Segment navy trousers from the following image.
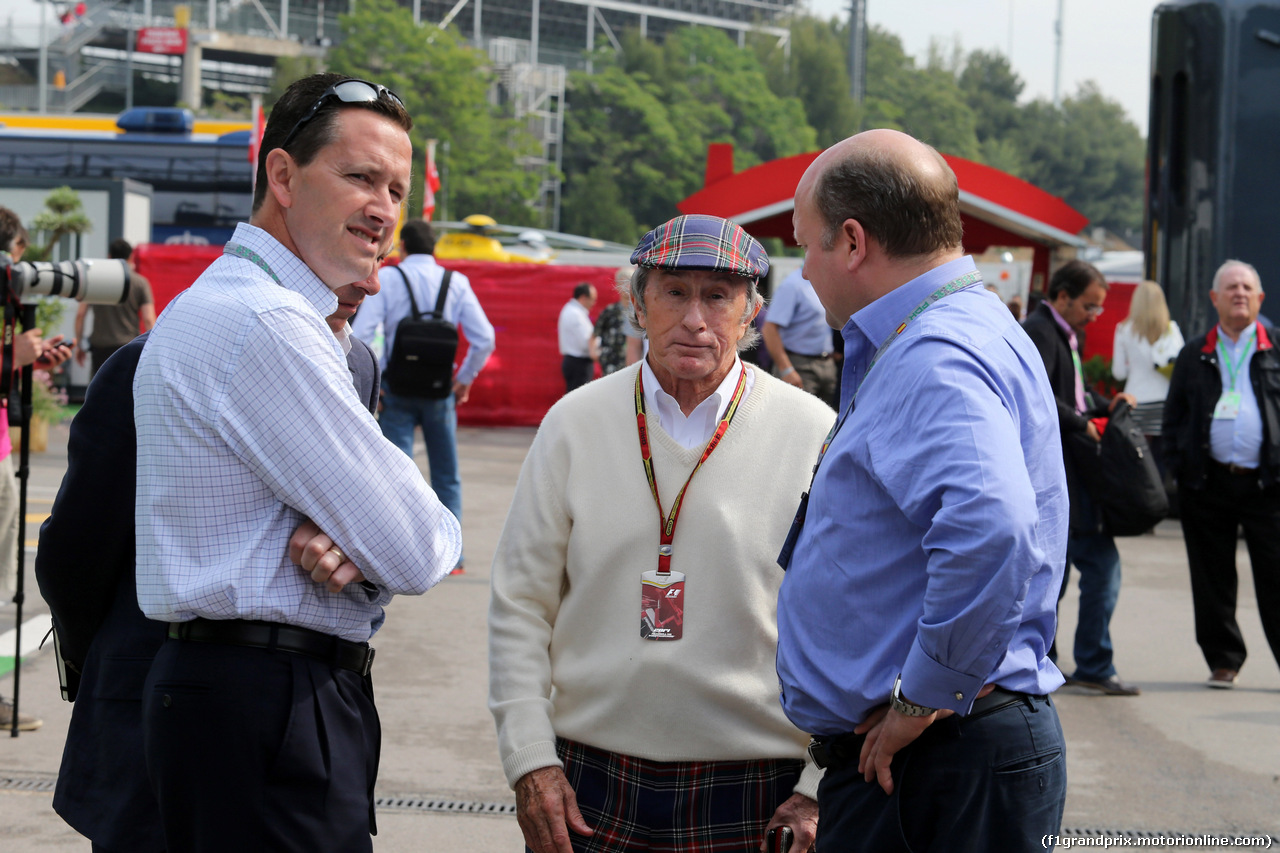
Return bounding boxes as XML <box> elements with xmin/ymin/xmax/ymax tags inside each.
<box><xmin>142</xmin><ymin>638</ymin><xmax>380</xmax><ymax>852</ymax></box>
<box><xmin>816</xmin><ymin>695</ymin><xmax>1066</xmax><ymax>853</ymax></box>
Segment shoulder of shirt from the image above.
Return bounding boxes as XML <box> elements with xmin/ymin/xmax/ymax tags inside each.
<box><xmin>909</xmin><ymin>290</ymin><xmax>1015</xmax><ymax>348</ymax></box>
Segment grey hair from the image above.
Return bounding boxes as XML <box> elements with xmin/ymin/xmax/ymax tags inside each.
<box><xmin>619</xmin><ymin>267</ymin><xmax>764</xmax><ymax>352</ymax></box>
<box><xmin>1213</xmin><ymin>259</ymin><xmax>1263</xmax><ymax>293</ymax></box>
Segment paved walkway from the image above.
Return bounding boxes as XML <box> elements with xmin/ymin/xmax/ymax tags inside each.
<box><xmin>2</xmin><ymin>421</ymin><xmax>1278</xmax><ymax>850</ymax></box>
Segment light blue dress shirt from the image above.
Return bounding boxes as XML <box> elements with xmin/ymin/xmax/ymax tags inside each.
<box><xmin>1209</xmin><ymin>324</ymin><xmax>1264</xmax><ymax>468</ymax></box>
<box><xmin>767</xmin><ymin>269</ymin><xmax>833</xmax><ymax>357</ymax></box>
<box><xmin>353</xmin><ymin>254</ymin><xmax>496</xmax><ymax>386</ymax></box>
<box><xmin>134</xmin><ymin>223</ymin><xmax>462</xmax><ymax>643</ymax></box>
<box><xmin>776</xmin><ymin>256</ymin><xmax>1068</xmax><ymax>734</ymax></box>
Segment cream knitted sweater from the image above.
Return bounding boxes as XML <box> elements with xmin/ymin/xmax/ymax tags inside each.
<box><xmin>488</xmin><ymin>362</ymin><xmax>835</xmax><ymax>796</ymax></box>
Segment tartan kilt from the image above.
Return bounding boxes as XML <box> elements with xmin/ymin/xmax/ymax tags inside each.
<box><xmin>544</xmin><ymin>737</ymin><xmax>804</xmax><ymax>853</ymax></box>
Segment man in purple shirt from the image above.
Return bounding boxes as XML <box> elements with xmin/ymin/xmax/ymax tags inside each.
<box><xmin>1023</xmin><ymin>260</ymin><xmax>1141</xmax><ymax>696</ymax></box>
<box><xmin>776</xmin><ymin>129</ymin><xmax>1069</xmax><ymax>851</ymax></box>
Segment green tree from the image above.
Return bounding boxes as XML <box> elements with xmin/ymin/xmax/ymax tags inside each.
<box><xmin>322</xmin><ymin>0</ymin><xmax>544</xmax><ymax>224</ymax></box>
<box><xmin>27</xmin><ymin>186</ymin><xmax>91</xmax><ymax>261</ymax></box>
<box><xmin>560</xmin><ymin>26</ymin><xmax>816</xmax><ymax>242</ymax></box>
<box><xmin>957</xmin><ymin>49</ymin><xmax>1026</xmax><ymax>172</ymax></box>
<box><xmin>751</xmin><ymin>15</ymin><xmax>858</xmax><ymax>147</ymax></box>
<box><xmin>1011</xmin><ymin>82</ymin><xmax>1145</xmax><ymax>236</ymax></box>
<box><xmin>560</xmin><ymin>62</ymin><xmax>701</xmax><ymax>241</ymax></box>
<box><xmin>860</xmin><ymin>27</ymin><xmax>980</xmax><ymax>158</ymax></box>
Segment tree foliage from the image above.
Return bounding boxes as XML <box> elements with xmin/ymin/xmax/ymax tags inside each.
<box><xmin>558</xmin><ymin>26</ymin><xmax>814</xmax><ymax>242</ymax></box>
<box><xmin>260</xmin><ymin>6</ymin><xmax>1146</xmax><ymax>241</ymax></box>
<box><xmin>323</xmin><ymin>0</ymin><xmax>543</xmax><ymax>224</ymax></box>
<box><xmin>1009</xmin><ymin>83</ymin><xmax>1146</xmax><ymax>237</ymax></box>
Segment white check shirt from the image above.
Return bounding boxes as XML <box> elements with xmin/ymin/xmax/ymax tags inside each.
<box><xmin>134</xmin><ymin>223</ymin><xmax>462</xmax><ymax>642</ymax></box>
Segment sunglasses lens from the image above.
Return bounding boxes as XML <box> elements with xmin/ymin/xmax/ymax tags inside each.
<box><xmin>333</xmin><ymin>80</ymin><xmax>404</xmax><ymax>109</ymax></box>
<box><xmin>279</xmin><ymin>80</ymin><xmax>403</xmax><ymax>152</ymax></box>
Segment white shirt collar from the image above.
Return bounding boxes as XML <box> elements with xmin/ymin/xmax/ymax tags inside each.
<box><xmin>334</xmin><ymin>321</ymin><xmax>353</xmax><ymax>355</ymax></box>
<box><xmin>641</xmin><ymin>356</ymin><xmax>750</xmax><ymax>450</ymax></box>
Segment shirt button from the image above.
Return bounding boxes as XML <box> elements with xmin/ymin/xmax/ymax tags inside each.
<box><xmin>954</xmin><ymin>692</ymin><xmax>964</xmax><ymax>700</ymax></box>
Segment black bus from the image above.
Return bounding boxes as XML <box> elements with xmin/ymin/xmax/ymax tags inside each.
<box><xmin>1147</xmin><ymin>0</ymin><xmax>1280</xmax><ymax>335</ymax></box>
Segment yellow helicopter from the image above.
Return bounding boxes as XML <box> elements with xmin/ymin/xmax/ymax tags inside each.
<box><xmin>431</xmin><ymin>214</ymin><xmax>632</xmax><ymax>264</ymax></box>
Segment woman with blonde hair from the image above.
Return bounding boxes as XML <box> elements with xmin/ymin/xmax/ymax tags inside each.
<box><xmin>1112</xmin><ymin>280</ymin><xmax>1184</xmax><ymax>445</ymax></box>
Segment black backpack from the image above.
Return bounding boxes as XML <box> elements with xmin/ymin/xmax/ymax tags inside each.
<box><xmin>382</xmin><ymin>266</ymin><xmax>459</xmax><ymax>399</ymax></box>
<box><xmin>1066</xmin><ymin>399</ymin><xmax>1169</xmax><ymax>536</ymax></box>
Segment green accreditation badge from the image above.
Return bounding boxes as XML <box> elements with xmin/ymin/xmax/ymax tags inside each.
<box><xmin>1213</xmin><ymin>390</ymin><xmax>1243</xmax><ymax>420</ymax></box>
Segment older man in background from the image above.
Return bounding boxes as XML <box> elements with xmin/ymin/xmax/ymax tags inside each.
<box><xmin>1164</xmin><ymin>260</ymin><xmax>1280</xmax><ymax>689</ymax></box>
<box><xmin>489</xmin><ymin>214</ymin><xmax>833</xmax><ymax>853</ymax></box>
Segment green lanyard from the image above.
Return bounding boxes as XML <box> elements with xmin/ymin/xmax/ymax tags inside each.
<box><xmin>224</xmin><ymin>242</ymin><xmax>282</xmax><ymax>286</ymax></box>
<box><xmin>1216</xmin><ymin>326</ymin><xmax>1256</xmax><ymax>391</ymax></box>
<box><xmin>815</xmin><ymin>270</ymin><xmax>983</xmax><ymax>466</ymax></box>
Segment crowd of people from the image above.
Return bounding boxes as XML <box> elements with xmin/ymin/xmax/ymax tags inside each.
<box><xmin>1</xmin><ymin>69</ymin><xmax>1274</xmax><ymax>853</ymax></box>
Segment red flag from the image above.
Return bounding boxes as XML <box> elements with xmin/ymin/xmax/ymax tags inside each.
<box><xmin>423</xmin><ymin>139</ymin><xmax>441</xmax><ymax>221</ymax></box>
<box><xmin>248</xmin><ymin>97</ymin><xmax>266</xmax><ymax>180</ymax></box>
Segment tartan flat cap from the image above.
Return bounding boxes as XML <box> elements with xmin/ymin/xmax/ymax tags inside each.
<box><xmin>630</xmin><ymin>215</ymin><xmax>769</xmax><ymax>279</ymax></box>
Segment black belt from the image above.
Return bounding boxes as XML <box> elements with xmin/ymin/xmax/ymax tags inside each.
<box><xmin>168</xmin><ymin>618</ymin><xmax>376</xmax><ymax>676</ymax></box>
<box><xmin>807</xmin><ymin>687</ymin><xmax>1034</xmax><ymax>770</ymax></box>
<box><xmin>1212</xmin><ymin>459</ymin><xmax>1259</xmax><ymax>476</ymax></box>
<box><xmin>785</xmin><ymin>349</ymin><xmax>834</xmax><ymax>360</ymax></box>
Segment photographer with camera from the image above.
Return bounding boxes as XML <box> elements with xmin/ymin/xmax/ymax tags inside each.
<box><xmin>73</xmin><ymin>239</ymin><xmax>155</xmax><ymax>378</ymax></box>
<box><xmin>0</xmin><ymin>206</ymin><xmax>73</xmax><ymax>732</ymax></box>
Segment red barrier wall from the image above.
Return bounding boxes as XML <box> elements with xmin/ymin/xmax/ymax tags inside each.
<box><xmin>437</xmin><ymin>260</ymin><xmax>621</xmax><ymax>426</ymax></box>
<box><xmin>131</xmin><ymin>244</ymin><xmax>625</xmax><ymax>427</ymax></box>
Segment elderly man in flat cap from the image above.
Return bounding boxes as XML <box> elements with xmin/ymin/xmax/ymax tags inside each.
<box><xmin>489</xmin><ymin>215</ymin><xmax>835</xmax><ymax>853</ymax></box>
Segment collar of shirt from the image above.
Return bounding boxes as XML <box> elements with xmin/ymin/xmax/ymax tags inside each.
<box><xmin>841</xmin><ymin>256</ymin><xmax>979</xmax><ymax>394</ymax></box>
<box><xmin>1210</xmin><ymin>323</ymin><xmax>1264</xmax><ymax>467</ymax></box>
<box><xmin>334</xmin><ymin>321</ymin><xmax>353</xmax><ymax>355</ymax></box>
<box><xmin>640</xmin><ymin>356</ymin><xmax>751</xmax><ymax>450</ymax></box>
<box><xmin>229</xmin><ymin>222</ymin><xmax>340</xmax><ymax>322</ymax></box>
<box><xmin>1045</xmin><ymin>302</ymin><xmax>1079</xmax><ymax>350</ymax></box>
<box><xmin>399</xmin><ymin>253</ymin><xmax>440</xmax><ymax>273</ymax></box>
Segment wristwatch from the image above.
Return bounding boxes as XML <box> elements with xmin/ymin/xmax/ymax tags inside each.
<box><xmin>890</xmin><ymin>675</ymin><xmax>937</xmax><ymax>717</ymax></box>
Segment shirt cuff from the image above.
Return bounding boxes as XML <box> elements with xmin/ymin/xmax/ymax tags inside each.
<box><xmin>793</xmin><ymin>759</ymin><xmax>824</xmax><ymax>800</ymax></box>
<box><xmin>900</xmin><ymin>635</ymin><xmax>988</xmax><ymax>715</ymax></box>
<box><xmin>502</xmin><ymin>741</ymin><xmax>564</xmax><ymax>789</ymax></box>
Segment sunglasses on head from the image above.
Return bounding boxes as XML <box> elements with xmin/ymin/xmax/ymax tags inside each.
<box><xmin>278</xmin><ymin>79</ymin><xmax>405</xmax><ymax>153</ymax></box>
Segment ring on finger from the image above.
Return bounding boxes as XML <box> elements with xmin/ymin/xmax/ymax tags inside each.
<box><xmin>328</xmin><ymin>545</ymin><xmax>346</xmax><ymax>563</ymax></box>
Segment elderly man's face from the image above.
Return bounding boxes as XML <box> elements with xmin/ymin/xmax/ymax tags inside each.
<box><xmin>638</xmin><ymin>269</ymin><xmax>755</xmax><ymax>386</ymax></box>
<box><xmin>1210</xmin><ymin>265</ymin><xmax>1265</xmax><ymax>334</ymax></box>
<box><xmin>283</xmin><ymin>108</ymin><xmax>411</xmax><ymax>289</ymax></box>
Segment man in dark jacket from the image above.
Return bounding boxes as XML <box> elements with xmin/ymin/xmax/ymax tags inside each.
<box><xmin>1023</xmin><ymin>260</ymin><xmax>1140</xmax><ymax>696</ymax></box>
<box><xmin>1163</xmin><ymin>259</ymin><xmax>1280</xmax><ymax>689</ymax></box>
<box><xmin>36</xmin><ymin>285</ymin><xmax>382</xmax><ymax>852</ymax></box>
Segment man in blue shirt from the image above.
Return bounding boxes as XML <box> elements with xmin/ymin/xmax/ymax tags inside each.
<box><xmin>1164</xmin><ymin>260</ymin><xmax>1280</xmax><ymax>690</ymax></box>
<box><xmin>776</xmin><ymin>129</ymin><xmax>1069</xmax><ymax>852</ymax></box>
<box><xmin>761</xmin><ymin>268</ymin><xmax>839</xmax><ymax>408</ymax></box>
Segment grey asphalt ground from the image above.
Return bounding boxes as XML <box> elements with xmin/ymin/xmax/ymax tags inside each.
<box><xmin>2</xmin><ymin>420</ymin><xmax>1278</xmax><ymax>851</ymax></box>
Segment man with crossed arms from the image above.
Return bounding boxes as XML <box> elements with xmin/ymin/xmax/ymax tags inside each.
<box><xmin>133</xmin><ymin>72</ymin><xmax>460</xmax><ymax>849</ymax></box>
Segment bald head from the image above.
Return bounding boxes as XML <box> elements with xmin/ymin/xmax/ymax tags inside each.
<box><xmin>799</xmin><ymin>129</ymin><xmax>963</xmax><ymax>260</ymax></box>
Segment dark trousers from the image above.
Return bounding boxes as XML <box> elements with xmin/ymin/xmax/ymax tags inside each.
<box><xmin>816</xmin><ymin>696</ymin><xmax>1066</xmax><ymax>853</ymax></box>
<box><xmin>562</xmin><ymin>355</ymin><xmax>594</xmax><ymax>393</ymax></box>
<box><xmin>1179</xmin><ymin>466</ymin><xmax>1280</xmax><ymax>672</ymax></box>
<box><xmin>143</xmin><ymin>638</ymin><xmax>380</xmax><ymax>852</ymax></box>
<box><xmin>782</xmin><ymin>350</ymin><xmax>839</xmax><ymax>409</ymax></box>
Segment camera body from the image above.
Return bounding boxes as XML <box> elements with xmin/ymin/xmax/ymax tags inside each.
<box><xmin>1</xmin><ymin>256</ymin><xmax>131</xmax><ymax>305</ymax></box>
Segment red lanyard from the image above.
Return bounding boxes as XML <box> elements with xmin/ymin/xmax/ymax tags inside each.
<box><xmin>634</xmin><ymin>367</ymin><xmax>748</xmax><ymax>575</ymax></box>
